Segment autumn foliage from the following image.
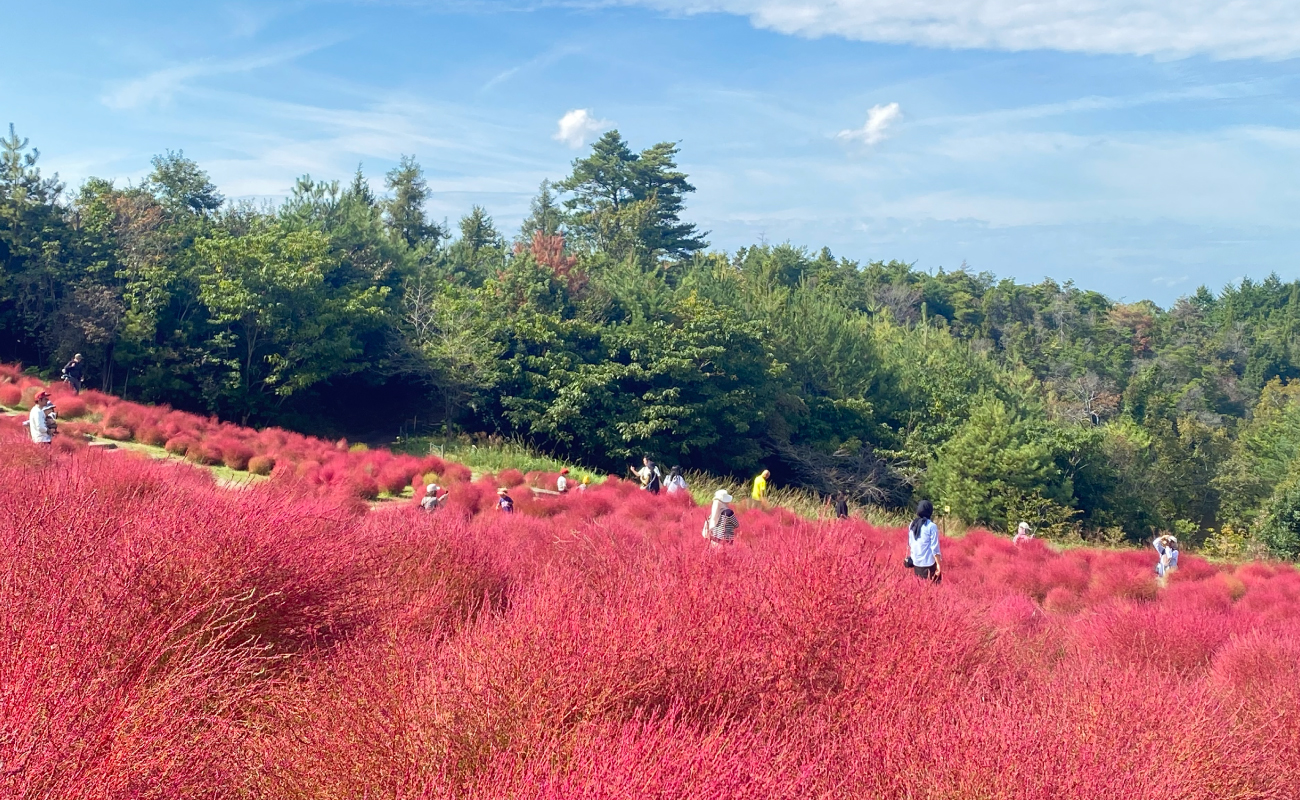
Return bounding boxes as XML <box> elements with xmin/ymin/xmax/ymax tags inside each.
<box><xmin>3</xmin><ymin>398</ymin><xmax>1300</xmax><ymax>798</ymax></box>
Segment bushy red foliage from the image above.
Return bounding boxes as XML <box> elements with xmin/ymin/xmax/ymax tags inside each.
<box><xmin>6</xmin><ymin>365</ymin><xmax>1300</xmax><ymax>797</ymax></box>
<box><xmin>0</xmin><ymin>382</ymin><xmax>20</xmax><ymax>406</ymax></box>
<box><xmin>248</xmin><ymin>455</ymin><xmax>275</xmax><ymax>476</ymax></box>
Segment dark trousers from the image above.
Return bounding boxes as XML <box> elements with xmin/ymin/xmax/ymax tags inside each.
<box><xmin>913</xmin><ymin>564</ymin><xmax>941</xmax><ymax>584</ymax></box>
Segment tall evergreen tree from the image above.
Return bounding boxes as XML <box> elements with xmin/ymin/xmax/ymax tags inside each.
<box><xmin>556</xmin><ymin>131</ymin><xmax>706</xmax><ymax>260</ymax></box>
<box><xmin>383</xmin><ymin>155</ymin><xmax>443</xmax><ymax>249</ymax></box>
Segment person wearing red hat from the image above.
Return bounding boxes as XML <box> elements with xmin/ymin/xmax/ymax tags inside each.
<box><xmin>557</xmin><ymin>468</ymin><xmax>570</xmax><ymax>493</ymax></box>
<box><xmin>27</xmin><ymin>391</ymin><xmax>53</xmax><ymax>445</ymax></box>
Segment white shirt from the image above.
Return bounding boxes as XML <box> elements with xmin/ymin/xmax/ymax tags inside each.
<box><xmin>28</xmin><ymin>403</ymin><xmax>50</xmax><ymax>443</ymax></box>
<box><xmin>557</xmin><ymin>475</ymin><xmax>568</xmax><ymax>492</ymax></box>
<box><xmin>666</xmin><ymin>475</ymin><xmax>687</xmax><ymax>493</ymax></box>
<box><xmin>908</xmin><ymin>519</ymin><xmax>940</xmax><ymax>568</ymax></box>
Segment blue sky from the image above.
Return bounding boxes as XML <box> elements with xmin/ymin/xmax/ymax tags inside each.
<box><xmin>5</xmin><ymin>0</ymin><xmax>1300</xmax><ymax>304</ymax></box>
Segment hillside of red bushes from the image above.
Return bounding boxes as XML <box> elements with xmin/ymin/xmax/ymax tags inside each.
<box><xmin>3</xmin><ymin>372</ymin><xmax>1300</xmax><ymax>798</ymax></box>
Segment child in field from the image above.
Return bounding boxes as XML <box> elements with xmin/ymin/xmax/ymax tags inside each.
<box><xmin>557</xmin><ymin>468</ymin><xmax>570</xmax><ymax>493</ymax></box>
<box><xmin>496</xmin><ymin>487</ymin><xmax>515</xmax><ymax>513</ymax></box>
<box><xmin>579</xmin><ymin>475</ymin><xmax>591</xmax><ymax>492</ymax></box>
<box><xmin>1153</xmin><ymin>535</ymin><xmax>1179</xmax><ymax>578</ymax></box>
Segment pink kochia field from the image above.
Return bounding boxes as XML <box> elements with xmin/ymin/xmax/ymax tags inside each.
<box><xmin>4</xmin><ymin>390</ymin><xmax>1300</xmax><ymax>797</ymax></box>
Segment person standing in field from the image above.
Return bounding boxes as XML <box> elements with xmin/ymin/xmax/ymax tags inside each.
<box><xmin>496</xmin><ymin>487</ymin><xmax>515</xmax><ymax>513</ymax></box>
<box><xmin>751</xmin><ymin>469</ymin><xmax>770</xmax><ymax>504</ymax></box>
<box><xmin>1153</xmin><ymin>535</ymin><xmax>1179</xmax><ymax>578</ymax></box>
<box><xmin>629</xmin><ymin>456</ymin><xmax>662</xmax><ymax>494</ymax></box>
<box><xmin>420</xmin><ymin>483</ymin><xmax>445</xmax><ymax>511</ymax></box>
<box><xmin>665</xmin><ymin>466</ymin><xmax>688</xmax><ymax>494</ymax></box>
<box><xmin>557</xmin><ymin>468</ymin><xmax>570</xmax><ymax>493</ymax></box>
<box><xmin>906</xmin><ymin>499</ymin><xmax>942</xmax><ymax>583</ymax></box>
<box><xmin>60</xmin><ymin>353</ymin><xmax>84</xmax><ymax>395</ymax></box>
<box><xmin>703</xmin><ymin>489</ymin><xmax>738</xmax><ymax>546</ymax></box>
<box><xmin>832</xmin><ymin>492</ymin><xmax>849</xmax><ymax>520</ymax></box>
<box><xmin>27</xmin><ymin>391</ymin><xmax>53</xmax><ymax>445</ymax></box>
<box><xmin>1013</xmin><ymin>521</ymin><xmax>1033</xmax><ymax>545</ymax></box>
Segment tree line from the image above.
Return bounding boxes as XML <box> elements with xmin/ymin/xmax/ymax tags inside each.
<box><xmin>6</xmin><ymin>124</ymin><xmax>1300</xmax><ymax>555</ymax></box>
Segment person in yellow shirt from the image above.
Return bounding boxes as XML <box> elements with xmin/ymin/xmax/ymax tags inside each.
<box><xmin>751</xmin><ymin>469</ymin><xmax>770</xmax><ymax>504</ymax></box>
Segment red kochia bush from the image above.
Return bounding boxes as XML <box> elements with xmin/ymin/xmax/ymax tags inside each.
<box><xmin>0</xmin><ymin>382</ymin><xmax>20</xmax><ymax>406</ymax></box>
<box><xmin>249</xmin><ymin>455</ymin><xmax>275</xmax><ymax>476</ymax></box>
<box><xmin>10</xmin><ymin>366</ymin><xmax>1300</xmax><ymax>798</ymax></box>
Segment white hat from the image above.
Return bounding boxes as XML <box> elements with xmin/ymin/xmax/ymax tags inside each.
<box><xmin>426</xmin><ymin>483</ymin><xmax>439</xmax><ymax>493</ymax></box>
<box><xmin>714</xmin><ymin>489</ymin><xmax>733</xmax><ymax>503</ymax></box>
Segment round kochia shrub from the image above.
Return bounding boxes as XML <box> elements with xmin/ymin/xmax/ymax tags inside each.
<box><xmin>137</xmin><ymin>426</ymin><xmax>169</xmax><ymax>447</ymax></box>
<box><xmin>165</xmin><ymin>436</ymin><xmax>196</xmax><ymax>456</ymax></box>
<box><xmin>0</xmin><ymin>383</ymin><xmax>20</xmax><ymax>406</ymax></box>
<box><xmin>248</xmin><ymin>455</ymin><xmax>275</xmax><ymax>476</ymax></box>
<box><xmin>218</xmin><ymin>440</ymin><xmax>255</xmax><ymax>471</ymax></box>
<box><xmin>100</xmin><ymin>426</ymin><xmax>133</xmax><ymax>442</ymax></box>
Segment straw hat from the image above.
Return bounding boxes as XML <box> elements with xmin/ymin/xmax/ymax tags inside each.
<box><xmin>497</xmin><ymin>487</ymin><xmax>508</xmax><ymax>495</ymax></box>
<box><xmin>714</xmin><ymin>489</ymin><xmax>733</xmax><ymax>503</ymax></box>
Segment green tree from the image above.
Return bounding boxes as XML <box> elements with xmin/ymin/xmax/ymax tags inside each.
<box><xmin>384</xmin><ymin>155</ymin><xmax>443</xmax><ymax>249</ymax></box>
<box><xmin>147</xmin><ymin>151</ymin><xmax>222</xmax><ymax>215</ymax></box>
<box><xmin>556</xmin><ymin>130</ymin><xmax>706</xmax><ymax>260</ymax></box>
<box><xmin>194</xmin><ymin>222</ymin><xmax>388</xmax><ymax>419</ymax></box>
<box><xmin>927</xmin><ymin>396</ymin><xmax>1072</xmax><ymax>528</ymax></box>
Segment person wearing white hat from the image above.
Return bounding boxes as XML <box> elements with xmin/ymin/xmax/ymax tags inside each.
<box><xmin>702</xmin><ymin>489</ymin><xmax>739</xmax><ymax>546</ymax></box>
<box><xmin>1013</xmin><ymin>521</ymin><xmax>1033</xmax><ymax>545</ymax></box>
<box><xmin>420</xmin><ymin>483</ymin><xmax>444</xmax><ymax>511</ymax></box>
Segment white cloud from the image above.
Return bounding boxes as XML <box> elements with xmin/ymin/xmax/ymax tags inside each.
<box><xmin>837</xmin><ymin>102</ymin><xmax>901</xmax><ymax>146</ymax></box>
<box><xmin>101</xmin><ymin>40</ymin><xmax>337</xmax><ymax>110</ymax></box>
<box><xmin>553</xmin><ymin>108</ymin><xmax>612</xmax><ymax>148</ymax></box>
<box><xmin>617</xmin><ymin>0</ymin><xmax>1300</xmax><ymax>59</ymax></box>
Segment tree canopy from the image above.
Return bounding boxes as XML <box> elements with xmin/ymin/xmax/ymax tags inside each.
<box><xmin>7</xmin><ymin>126</ymin><xmax>1300</xmax><ymax>555</ymax></box>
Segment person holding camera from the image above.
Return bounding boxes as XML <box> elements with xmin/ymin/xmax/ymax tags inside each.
<box><xmin>904</xmin><ymin>499</ymin><xmax>942</xmax><ymax>583</ymax></box>
<box><xmin>61</xmin><ymin>354</ymin><xmax>85</xmax><ymax>395</ymax></box>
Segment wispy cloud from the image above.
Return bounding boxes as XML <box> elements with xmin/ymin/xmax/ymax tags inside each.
<box><xmin>553</xmin><ymin>108</ymin><xmax>611</xmax><ymax>148</ymax></box>
<box><xmin>614</xmin><ymin>0</ymin><xmax>1300</xmax><ymax>59</ymax></box>
<box><xmin>482</xmin><ymin>45</ymin><xmax>582</xmax><ymax>91</ymax></box>
<box><xmin>837</xmin><ymin>102</ymin><xmax>900</xmax><ymax>147</ymax></box>
<box><xmin>101</xmin><ymin>39</ymin><xmax>339</xmax><ymax>110</ymax></box>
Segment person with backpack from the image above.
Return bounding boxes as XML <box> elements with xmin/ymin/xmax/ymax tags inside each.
<box><xmin>26</xmin><ymin>391</ymin><xmax>54</xmax><ymax>445</ymax></box>
<box><xmin>60</xmin><ymin>354</ymin><xmax>84</xmax><ymax>395</ymax></box>
<box><xmin>629</xmin><ymin>457</ymin><xmax>662</xmax><ymax>494</ymax></box>
<box><xmin>702</xmin><ymin>489</ymin><xmax>738</xmax><ymax>547</ymax></box>
<box><xmin>905</xmin><ymin>500</ymin><xmax>942</xmax><ymax>583</ymax></box>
